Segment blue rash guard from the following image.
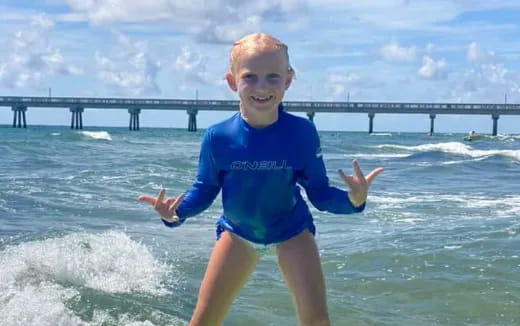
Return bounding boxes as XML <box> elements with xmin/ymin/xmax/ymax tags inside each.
<box><xmin>163</xmin><ymin>104</ymin><xmax>365</xmax><ymax>244</ymax></box>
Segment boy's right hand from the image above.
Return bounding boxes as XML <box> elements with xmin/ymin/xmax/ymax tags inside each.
<box><xmin>138</xmin><ymin>189</ymin><xmax>185</xmax><ymax>224</ymax></box>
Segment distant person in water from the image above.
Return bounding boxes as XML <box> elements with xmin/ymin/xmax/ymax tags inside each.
<box><xmin>138</xmin><ymin>32</ymin><xmax>383</xmax><ymax>326</ymax></box>
<box><xmin>465</xmin><ymin>130</ymin><xmax>483</xmax><ymax>142</ymax></box>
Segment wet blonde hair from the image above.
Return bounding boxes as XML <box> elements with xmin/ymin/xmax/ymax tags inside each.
<box><xmin>229</xmin><ymin>33</ymin><xmax>294</xmax><ymax>76</ymax></box>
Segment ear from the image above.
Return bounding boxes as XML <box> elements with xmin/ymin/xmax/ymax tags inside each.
<box><xmin>225</xmin><ymin>72</ymin><xmax>238</xmax><ymax>92</ymax></box>
<box><xmin>284</xmin><ymin>70</ymin><xmax>293</xmax><ymax>90</ymax></box>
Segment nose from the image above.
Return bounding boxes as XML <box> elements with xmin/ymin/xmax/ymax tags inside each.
<box><xmin>254</xmin><ymin>78</ymin><xmax>271</xmax><ymax>89</ymax></box>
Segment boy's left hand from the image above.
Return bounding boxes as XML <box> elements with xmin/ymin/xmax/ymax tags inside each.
<box><xmin>338</xmin><ymin>160</ymin><xmax>383</xmax><ymax>207</ymax></box>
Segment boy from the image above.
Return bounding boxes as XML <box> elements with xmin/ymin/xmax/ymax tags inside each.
<box><xmin>139</xmin><ymin>33</ymin><xmax>383</xmax><ymax>326</ymax></box>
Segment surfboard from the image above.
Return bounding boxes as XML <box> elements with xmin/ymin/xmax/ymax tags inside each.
<box><xmin>464</xmin><ymin>135</ymin><xmax>485</xmax><ymax>142</ymax></box>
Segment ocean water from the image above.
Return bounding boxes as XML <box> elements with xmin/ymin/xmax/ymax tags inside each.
<box><xmin>0</xmin><ymin>125</ymin><xmax>519</xmax><ymax>326</ymax></box>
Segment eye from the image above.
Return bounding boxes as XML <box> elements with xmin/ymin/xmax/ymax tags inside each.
<box><xmin>267</xmin><ymin>74</ymin><xmax>282</xmax><ymax>85</ymax></box>
<box><xmin>242</xmin><ymin>74</ymin><xmax>257</xmax><ymax>82</ymax></box>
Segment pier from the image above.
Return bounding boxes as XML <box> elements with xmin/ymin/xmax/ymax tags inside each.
<box><xmin>1</xmin><ymin>96</ymin><xmax>519</xmax><ymax>134</ymax></box>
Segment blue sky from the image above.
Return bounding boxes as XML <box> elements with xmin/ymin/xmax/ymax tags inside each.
<box><xmin>0</xmin><ymin>0</ymin><xmax>519</xmax><ymax>133</ymax></box>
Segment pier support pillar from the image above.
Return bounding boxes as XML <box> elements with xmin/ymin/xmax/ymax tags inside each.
<box><xmin>128</xmin><ymin>108</ymin><xmax>141</xmax><ymax>131</ymax></box>
<box><xmin>368</xmin><ymin>112</ymin><xmax>375</xmax><ymax>134</ymax></box>
<box><xmin>69</xmin><ymin>107</ymin><xmax>84</xmax><ymax>129</ymax></box>
<box><xmin>429</xmin><ymin>113</ymin><xmax>436</xmax><ymax>135</ymax></box>
<box><xmin>491</xmin><ymin>113</ymin><xmax>499</xmax><ymax>136</ymax></box>
<box><xmin>187</xmin><ymin>109</ymin><xmax>198</xmax><ymax>132</ymax></box>
<box><xmin>11</xmin><ymin>106</ymin><xmax>27</xmax><ymax>128</ymax></box>
<box><xmin>306</xmin><ymin>112</ymin><xmax>315</xmax><ymax>122</ymax></box>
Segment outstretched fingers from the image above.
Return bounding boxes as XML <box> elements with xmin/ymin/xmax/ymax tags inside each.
<box><xmin>138</xmin><ymin>188</ymin><xmax>185</xmax><ymax>223</ymax></box>
<box><xmin>155</xmin><ymin>188</ymin><xmax>166</xmax><ymax>209</ymax></box>
<box><xmin>137</xmin><ymin>193</ymin><xmax>176</xmax><ymax>207</ymax></box>
<box><xmin>365</xmin><ymin>167</ymin><xmax>384</xmax><ymax>186</ymax></box>
<box><xmin>137</xmin><ymin>195</ymin><xmax>156</xmax><ymax>205</ymax></box>
<box><xmin>168</xmin><ymin>193</ymin><xmax>185</xmax><ymax>217</ymax></box>
<box><xmin>338</xmin><ymin>169</ymin><xmax>356</xmax><ymax>190</ymax></box>
<box><xmin>339</xmin><ymin>160</ymin><xmax>384</xmax><ymax>190</ymax></box>
<box><xmin>352</xmin><ymin>160</ymin><xmax>365</xmax><ymax>183</ymax></box>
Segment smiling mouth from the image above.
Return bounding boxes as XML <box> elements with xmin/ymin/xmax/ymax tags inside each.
<box><xmin>251</xmin><ymin>95</ymin><xmax>273</xmax><ymax>103</ymax></box>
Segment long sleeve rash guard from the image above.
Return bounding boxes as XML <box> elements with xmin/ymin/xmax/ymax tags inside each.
<box><xmin>165</xmin><ymin>105</ymin><xmax>365</xmax><ymax>244</ymax></box>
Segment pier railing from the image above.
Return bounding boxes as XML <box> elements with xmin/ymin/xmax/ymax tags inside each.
<box><xmin>1</xmin><ymin>96</ymin><xmax>519</xmax><ymax>114</ymax></box>
<box><xmin>1</xmin><ymin>96</ymin><xmax>519</xmax><ymax>133</ymax></box>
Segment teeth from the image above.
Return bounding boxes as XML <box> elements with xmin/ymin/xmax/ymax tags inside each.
<box><xmin>252</xmin><ymin>96</ymin><xmax>271</xmax><ymax>101</ymax></box>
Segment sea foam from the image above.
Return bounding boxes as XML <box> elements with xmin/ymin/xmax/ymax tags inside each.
<box><xmin>0</xmin><ymin>231</ymin><xmax>177</xmax><ymax>326</ymax></box>
<box><xmin>375</xmin><ymin>141</ymin><xmax>520</xmax><ymax>161</ymax></box>
<box><xmin>77</xmin><ymin>131</ymin><xmax>112</xmax><ymax>141</ymax></box>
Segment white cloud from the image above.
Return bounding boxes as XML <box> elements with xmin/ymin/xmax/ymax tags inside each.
<box><xmin>63</xmin><ymin>0</ymin><xmax>308</xmax><ymax>43</ymax></box>
<box><xmin>466</xmin><ymin>41</ymin><xmax>495</xmax><ymax>64</ymax></box>
<box><xmin>175</xmin><ymin>46</ymin><xmax>211</xmax><ymax>87</ymax></box>
<box><xmin>309</xmin><ymin>0</ymin><xmax>460</xmax><ymax>31</ymax></box>
<box><xmin>94</xmin><ymin>33</ymin><xmax>161</xmax><ymax>95</ymax></box>
<box><xmin>425</xmin><ymin>43</ymin><xmax>435</xmax><ymax>54</ymax></box>
<box><xmin>196</xmin><ymin>15</ymin><xmax>262</xmax><ymax>44</ymax></box>
<box><xmin>0</xmin><ymin>14</ymin><xmax>83</xmax><ymax>89</ymax></box>
<box><xmin>322</xmin><ymin>71</ymin><xmax>384</xmax><ymax>100</ymax></box>
<box><xmin>308</xmin><ymin>0</ymin><xmax>520</xmax><ymax>30</ymax></box>
<box><xmin>379</xmin><ymin>41</ymin><xmax>416</xmax><ymax>63</ymax></box>
<box><xmin>417</xmin><ymin>55</ymin><xmax>447</xmax><ymax>80</ymax></box>
<box><xmin>448</xmin><ymin>42</ymin><xmax>520</xmax><ymax>102</ymax></box>
<box><xmin>448</xmin><ymin>63</ymin><xmax>520</xmax><ymax>103</ymax></box>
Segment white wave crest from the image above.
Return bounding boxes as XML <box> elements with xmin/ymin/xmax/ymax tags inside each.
<box><xmin>0</xmin><ymin>231</ymin><xmax>170</xmax><ymax>295</ymax></box>
<box><xmin>370</xmin><ymin>193</ymin><xmax>520</xmax><ymax>217</ymax></box>
<box><xmin>78</xmin><ymin>131</ymin><xmax>112</xmax><ymax>141</ymax></box>
<box><xmin>350</xmin><ymin>153</ymin><xmax>410</xmax><ymax>159</ymax></box>
<box><xmin>0</xmin><ymin>231</ymin><xmax>179</xmax><ymax>325</ymax></box>
<box><xmin>375</xmin><ymin>142</ymin><xmax>520</xmax><ymax>161</ymax></box>
<box><xmin>0</xmin><ymin>282</ymin><xmax>85</xmax><ymax>326</ymax></box>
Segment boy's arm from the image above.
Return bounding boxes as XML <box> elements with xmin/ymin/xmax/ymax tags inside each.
<box><xmin>298</xmin><ymin>125</ymin><xmax>365</xmax><ymax>214</ymax></box>
<box><xmin>163</xmin><ymin>130</ymin><xmax>222</xmax><ymax>227</ymax></box>
<box><xmin>298</xmin><ymin>126</ymin><xmax>365</xmax><ymax>214</ymax></box>
<box><xmin>298</xmin><ymin>124</ymin><xmax>383</xmax><ymax>215</ymax></box>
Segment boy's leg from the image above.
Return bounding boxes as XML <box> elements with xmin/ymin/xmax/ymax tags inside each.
<box><xmin>188</xmin><ymin>231</ymin><xmax>260</xmax><ymax>326</ymax></box>
<box><xmin>276</xmin><ymin>229</ymin><xmax>330</xmax><ymax>326</ymax></box>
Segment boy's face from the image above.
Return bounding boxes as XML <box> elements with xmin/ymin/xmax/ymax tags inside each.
<box><xmin>226</xmin><ymin>48</ymin><xmax>292</xmax><ymax>114</ymax></box>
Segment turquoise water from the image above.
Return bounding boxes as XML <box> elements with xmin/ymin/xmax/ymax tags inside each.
<box><xmin>1</xmin><ymin>125</ymin><xmax>519</xmax><ymax>326</ymax></box>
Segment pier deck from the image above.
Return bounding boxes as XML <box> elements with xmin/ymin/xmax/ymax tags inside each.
<box><xmin>2</xmin><ymin>96</ymin><xmax>519</xmax><ymax>134</ymax></box>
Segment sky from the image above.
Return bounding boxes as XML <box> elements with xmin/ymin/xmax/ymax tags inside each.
<box><xmin>0</xmin><ymin>0</ymin><xmax>519</xmax><ymax>133</ymax></box>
